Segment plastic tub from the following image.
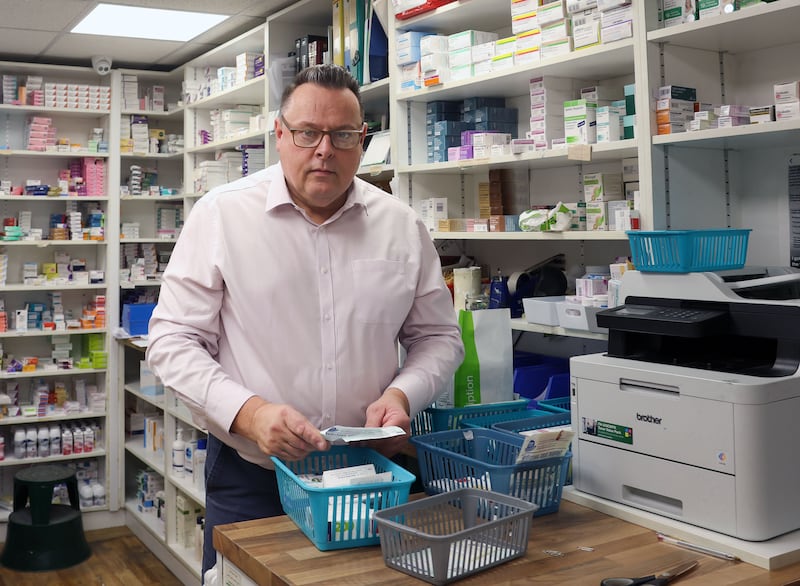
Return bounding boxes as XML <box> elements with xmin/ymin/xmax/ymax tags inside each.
<box><xmin>627</xmin><ymin>229</ymin><xmax>750</xmax><ymax>273</ymax></box>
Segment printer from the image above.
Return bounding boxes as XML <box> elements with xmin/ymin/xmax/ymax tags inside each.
<box><xmin>570</xmin><ymin>267</ymin><xmax>800</xmax><ymax>541</ymax></box>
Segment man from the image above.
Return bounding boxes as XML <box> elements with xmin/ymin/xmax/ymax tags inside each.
<box><xmin>146</xmin><ymin>64</ymin><xmax>464</xmax><ymax>579</ymax></box>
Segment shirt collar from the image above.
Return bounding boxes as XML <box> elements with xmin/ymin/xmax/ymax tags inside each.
<box><xmin>265</xmin><ymin>162</ymin><xmax>368</xmax><ymax>222</ymax></box>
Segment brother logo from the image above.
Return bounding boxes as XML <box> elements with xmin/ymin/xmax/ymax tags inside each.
<box><xmin>636</xmin><ymin>413</ymin><xmax>662</xmax><ymax>424</ymax></box>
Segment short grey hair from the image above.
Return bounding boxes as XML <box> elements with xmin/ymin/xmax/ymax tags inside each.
<box><xmin>279</xmin><ymin>64</ymin><xmax>364</xmax><ymax>121</ymax></box>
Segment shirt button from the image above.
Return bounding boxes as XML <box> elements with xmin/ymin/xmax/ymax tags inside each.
<box><xmin>323</xmin><ymin>313</ymin><xmax>331</xmax><ymax>321</ymax></box>
<box><xmin>321</xmin><ymin>267</ymin><xmax>328</xmax><ymax>274</ymax></box>
<box><xmin>327</xmin><ymin>362</ymin><xmax>334</xmax><ymax>370</ymax></box>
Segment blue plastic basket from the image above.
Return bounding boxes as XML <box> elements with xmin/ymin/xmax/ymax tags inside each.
<box><xmin>627</xmin><ymin>229</ymin><xmax>750</xmax><ymax>273</ymax></box>
<box><xmin>271</xmin><ymin>447</ymin><xmax>415</xmax><ymax>550</ymax></box>
<box><xmin>492</xmin><ymin>412</ymin><xmax>572</xmax><ymax>435</ymax></box>
<box><xmin>410</xmin><ymin>428</ymin><xmax>571</xmax><ymax>516</ymax></box>
<box><xmin>411</xmin><ymin>399</ymin><xmax>530</xmax><ymax>435</ymax></box>
<box><xmin>457</xmin><ymin>408</ymin><xmax>550</xmax><ymax>429</ymax></box>
<box><xmin>535</xmin><ymin>396</ymin><xmax>571</xmax><ymax>414</ymax></box>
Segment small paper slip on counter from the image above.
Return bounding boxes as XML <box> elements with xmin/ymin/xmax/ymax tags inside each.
<box><xmin>271</xmin><ymin>446</ymin><xmax>415</xmax><ymax>550</ymax></box>
<box><xmin>373</xmin><ymin>488</ymin><xmax>537</xmax><ymax>585</ymax></box>
<box><xmin>410</xmin><ymin>429</ymin><xmax>570</xmax><ymax>516</ymax></box>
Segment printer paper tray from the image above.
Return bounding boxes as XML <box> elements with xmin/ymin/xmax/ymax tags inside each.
<box><xmin>575</xmin><ymin>440</ymin><xmax>738</xmax><ymax>537</ymax></box>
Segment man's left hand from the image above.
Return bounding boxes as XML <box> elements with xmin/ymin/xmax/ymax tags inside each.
<box><xmin>362</xmin><ymin>387</ymin><xmax>411</xmax><ymax>457</ymax></box>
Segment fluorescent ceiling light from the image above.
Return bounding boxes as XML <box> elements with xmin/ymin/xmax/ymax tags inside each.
<box><xmin>71</xmin><ymin>3</ymin><xmax>229</xmax><ymax>42</ymax></box>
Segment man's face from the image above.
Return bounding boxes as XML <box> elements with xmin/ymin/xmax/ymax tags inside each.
<box><xmin>275</xmin><ymin>83</ymin><xmax>364</xmax><ymax>222</ymax></box>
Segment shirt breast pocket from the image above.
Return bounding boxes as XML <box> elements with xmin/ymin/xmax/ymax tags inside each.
<box><xmin>351</xmin><ymin>259</ymin><xmax>414</xmax><ymax>325</ymax></box>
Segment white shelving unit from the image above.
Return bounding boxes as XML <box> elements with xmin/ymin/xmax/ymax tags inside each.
<box><xmin>119</xmin><ymin>340</ymin><xmax>206</xmax><ymax>585</ymax></box>
<box><xmin>388</xmin><ymin>0</ymin><xmax>797</xmax><ymax>337</ymax></box>
<box><xmin>0</xmin><ymin>60</ymin><xmax>114</xmax><ymax>542</ymax></box>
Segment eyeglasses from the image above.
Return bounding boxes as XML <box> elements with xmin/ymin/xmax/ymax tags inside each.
<box><xmin>280</xmin><ymin>116</ymin><xmax>364</xmax><ymax>150</ymax></box>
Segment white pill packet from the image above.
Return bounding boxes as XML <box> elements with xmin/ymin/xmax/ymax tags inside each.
<box><xmin>320</xmin><ymin>425</ymin><xmax>406</xmax><ymax>445</ymax></box>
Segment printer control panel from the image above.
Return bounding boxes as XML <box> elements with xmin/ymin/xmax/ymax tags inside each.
<box><xmin>611</xmin><ymin>305</ymin><xmax>725</xmax><ymax>323</ymax></box>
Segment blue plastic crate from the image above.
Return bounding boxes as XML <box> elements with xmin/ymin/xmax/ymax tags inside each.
<box><xmin>627</xmin><ymin>229</ymin><xmax>750</xmax><ymax>273</ymax></box>
<box><xmin>271</xmin><ymin>446</ymin><xmax>415</xmax><ymax>551</ymax></box>
<box><xmin>410</xmin><ymin>428</ymin><xmax>570</xmax><ymax>516</ymax></box>
<box><xmin>122</xmin><ymin>303</ymin><xmax>157</xmax><ymax>336</ymax></box>
<box><xmin>543</xmin><ymin>372</ymin><xmax>570</xmax><ymax>400</ymax></box>
<box><xmin>410</xmin><ymin>399</ymin><xmax>529</xmax><ymax>435</ymax></box>
<box><xmin>458</xmin><ymin>408</ymin><xmax>550</xmax><ymax>429</ymax></box>
<box><xmin>513</xmin><ymin>361</ymin><xmax>568</xmax><ymax>402</ymax></box>
<box><xmin>492</xmin><ymin>412</ymin><xmax>571</xmax><ymax>435</ymax></box>
<box><xmin>536</xmin><ymin>397</ymin><xmax>570</xmax><ymax>414</ymax></box>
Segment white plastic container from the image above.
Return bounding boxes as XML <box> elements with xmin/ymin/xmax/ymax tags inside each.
<box><xmin>556</xmin><ymin>301</ymin><xmax>607</xmax><ymax>333</ymax></box>
<box><xmin>523</xmin><ymin>296</ymin><xmax>566</xmax><ymax>326</ymax></box>
<box><xmin>62</xmin><ymin>427</ymin><xmax>73</xmax><ymax>456</ymax></box>
<box><xmin>92</xmin><ymin>482</ymin><xmax>106</xmax><ymax>506</ymax></box>
<box><xmin>14</xmin><ymin>428</ymin><xmax>25</xmax><ymax>459</ymax></box>
<box><xmin>25</xmin><ymin>428</ymin><xmax>37</xmax><ymax>458</ymax></box>
<box><xmin>79</xmin><ymin>481</ymin><xmax>94</xmax><ymax>508</ymax></box>
<box><xmin>38</xmin><ymin>426</ymin><xmax>50</xmax><ymax>458</ymax></box>
<box><xmin>172</xmin><ymin>428</ymin><xmax>185</xmax><ymax>476</ymax></box>
<box><xmin>50</xmin><ymin>424</ymin><xmax>61</xmax><ymax>456</ymax></box>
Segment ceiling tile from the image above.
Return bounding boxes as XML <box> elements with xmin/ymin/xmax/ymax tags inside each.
<box><xmin>0</xmin><ymin>29</ymin><xmax>59</xmax><ymax>57</ymax></box>
<box><xmin>0</xmin><ymin>0</ymin><xmax>91</xmax><ymax>31</ymax></box>
<box><xmin>45</xmin><ymin>34</ymin><xmax>183</xmax><ymax>68</ymax></box>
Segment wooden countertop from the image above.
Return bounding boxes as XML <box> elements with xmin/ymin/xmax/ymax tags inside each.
<box><xmin>214</xmin><ymin>497</ymin><xmax>800</xmax><ymax>586</ymax></box>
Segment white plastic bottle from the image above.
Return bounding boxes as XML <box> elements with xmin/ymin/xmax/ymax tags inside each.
<box><xmin>62</xmin><ymin>426</ymin><xmax>73</xmax><ymax>456</ymax></box>
<box><xmin>25</xmin><ymin>427</ymin><xmax>37</xmax><ymax>458</ymax></box>
<box><xmin>193</xmin><ymin>437</ymin><xmax>207</xmax><ymax>489</ymax></box>
<box><xmin>172</xmin><ymin>428</ymin><xmax>185</xmax><ymax>477</ymax></box>
<box><xmin>72</xmin><ymin>425</ymin><xmax>84</xmax><ymax>454</ymax></box>
<box><xmin>83</xmin><ymin>424</ymin><xmax>94</xmax><ymax>453</ymax></box>
<box><xmin>50</xmin><ymin>424</ymin><xmax>61</xmax><ymax>456</ymax></box>
<box><xmin>92</xmin><ymin>482</ymin><xmax>106</xmax><ymax>507</ymax></box>
<box><xmin>184</xmin><ymin>429</ymin><xmax>197</xmax><ymax>479</ymax></box>
<box><xmin>79</xmin><ymin>481</ymin><xmax>94</xmax><ymax>508</ymax></box>
<box><xmin>38</xmin><ymin>426</ymin><xmax>50</xmax><ymax>458</ymax></box>
<box><xmin>14</xmin><ymin>428</ymin><xmax>25</xmax><ymax>459</ymax></box>
<box><xmin>92</xmin><ymin>421</ymin><xmax>103</xmax><ymax>449</ymax></box>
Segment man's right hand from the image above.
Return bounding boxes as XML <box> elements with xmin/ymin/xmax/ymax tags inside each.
<box><xmin>232</xmin><ymin>396</ymin><xmax>329</xmax><ymax>460</ymax></box>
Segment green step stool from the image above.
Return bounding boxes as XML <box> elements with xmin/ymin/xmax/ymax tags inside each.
<box><xmin>1</xmin><ymin>464</ymin><xmax>91</xmax><ymax>571</ymax></box>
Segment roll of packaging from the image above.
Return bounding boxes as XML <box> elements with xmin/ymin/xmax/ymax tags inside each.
<box><xmin>453</xmin><ymin>267</ymin><xmax>482</xmax><ymax>310</ymax></box>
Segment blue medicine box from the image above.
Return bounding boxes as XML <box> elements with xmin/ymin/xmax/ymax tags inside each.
<box><xmin>123</xmin><ymin>303</ymin><xmax>157</xmax><ymax>336</ymax></box>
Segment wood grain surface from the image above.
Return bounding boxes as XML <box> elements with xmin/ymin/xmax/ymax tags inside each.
<box><xmin>215</xmin><ymin>499</ymin><xmax>800</xmax><ymax>586</ymax></box>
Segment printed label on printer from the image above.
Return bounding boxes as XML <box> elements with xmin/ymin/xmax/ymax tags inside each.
<box><xmin>582</xmin><ymin>418</ymin><xmax>633</xmax><ymax>445</ymax></box>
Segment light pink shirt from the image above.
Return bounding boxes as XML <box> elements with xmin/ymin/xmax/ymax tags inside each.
<box><xmin>146</xmin><ymin>163</ymin><xmax>463</xmax><ymax>467</ymax></box>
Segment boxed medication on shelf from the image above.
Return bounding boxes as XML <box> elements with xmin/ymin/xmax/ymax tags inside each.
<box><xmin>567</xmin><ymin>0</ymin><xmax>599</xmax><ymax>12</ymax></box>
<box><xmin>586</xmin><ymin>202</ymin><xmax>607</xmax><ymax>231</ymax></box>
<box><xmin>607</xmin><ymin>200</ymin><xmax>635</xmax><ymax>230</ymax></box>
<box><xmin>512</xmin><ymin>0</ymin><xmax>537</xmax><ymax>16</ymax></box>
<box><xmin>749</xmin><ymin>105</ymin><xmax>775</xmax><ymax>124</ymax></box>
<box><xmin>516</xmin><ymin>30</ymin><xmax>542</xmax><ymax>51</ymax></box>
<box><xmin>448</xmin><ymin>30</ymin><xmax>498</xmax><ymax>51</ymax></box>
<box><xmin>491</xmin><ymin>52</ymin><xmax>515</xmax><ymax>72</ymax></box>
<box><xmin>661</xmin><ymin>0</ymin><xmax>697</xmax><ymax>27</ymax></box>
<box><xmin>396</xmin><ymin>31</ymin><xmax>426</xmax><ymax>64</ymax></box>
<box><xmin>698</xmin><ymin>0</ymin><xmax>735</xmax><ymax>19</ymax></box>
<box><xmin>540</xmin><ymin>1</ymin><xmax>568</xmax><ymax>25</ymax></box>
<box><xmin>572</xmin><ymin>9</ymin><xmax>602</xmax><ymax>50</ymax></box>
<box><xmin>776</xmin><ymin>101</ymin><xmax>800</xmax><ymax>121</ymax></box>
<box><xmin>516</xmin><ymin>47</ymin><xmax>541</xmax><ymax>66</ymax></box>
<box><xmin>542</xmin><ymin>18</ymin><xmax>572</xmax><ymax>44</ymax></box>
<box><xmin>774</xmin><ymin>81</ymin><xmax>800</xmax><ymax>103</ymax></box>
<box><xmin>512</xmin><ymin>11</ymin><xmax>539</xmax><ymax>34</ymax></box>
<box><xmin>583</xmin><ymin>172</ymin><xmax>623</xmax><ymax>202</ymax></box>
<box><xmin>471</xmin><ymin>40</ymin><xmax>496</xmax><ymax>62</ymax></box>
<box><xmin>420</xmin><ymin>34</ymin><xmax>448</xmax><ymax>55</ymax></box>
<box><xmin>601</xmin><ymin>6</ymin><xmax>633</xmax><ymax>43</ymax></box>
<box><xmin>542</xmin><ymin>37</ymin><xmax>574</xmax><ymax>60</ymax></box>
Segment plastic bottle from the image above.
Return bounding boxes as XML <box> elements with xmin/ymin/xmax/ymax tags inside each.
<box><xmin>79</xmin><ymin>481</ymin><xmax>94</xmax><ymax>508</ymax></box>
<box><xmin>92</xmin><ymin>421</ymin><xmax>103</xmax><ymax>449</ymax></box>
<box><xmin>92</xmin><ymin>482</ymin><xmax>106</xmax><ymax>507</ymax></box>
<box><xmin>25</xmin><ymin>427</ymin><xmax>37</xmax><ymax>458</ymax></box>
<box><xmin>83</xmin><ymin>424</ymin><xmax>94</xmax><ymax>453</ymax></box>
<box><xmin>14</xmin><ymin>428</ymin><xmax>25</xmax><ymax>459</ymax></box>
<box><xmin>184</xmin><ymin>429</ymin><xmax>197</xmax><ymax>479</ymax></box>
<box><xmin>38</xmin><ymin>426</ymin><xmax>50</xmax><ymax>458</ymax></box>
<box><xmin>195</xmin><ymin>516</ymin><xmax>204</xmax><ymax>561</ymax></box>
<box><xmin>72</xmin><ymin>425</ymin><xmax>84</xmax><ymax>454</ymax></box>
<box><xmin>193</xmin><ymin>437</ymin><xmax>207</xmax><ymax>489</ymax></box>
<box><xmin>172</xmin><ymin>428</ymin><xmax>185</xmax><ymax>477</ymax></box>
<box><xmin>62</xmin><ymin>426</ymin><xmax>73</xmax><ymax>456</ymax></box>
<box><xmin>0</xmin><ymin>434</ymin><xmax>4</xmax><ymax>461</ymax></box>
<box><xmin>50</xmin><ymin>424</ymin><xmax>61</xmax><ymax>456</ymax></box>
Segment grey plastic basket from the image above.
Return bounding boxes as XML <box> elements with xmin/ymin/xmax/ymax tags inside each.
<box><xmin>373</xmin><ymin>488</ymin><xmax>537</xmax><ymax>585</ymax></box>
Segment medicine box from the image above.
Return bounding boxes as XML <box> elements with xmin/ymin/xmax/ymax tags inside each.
<box><xmin>122</xmin><ymin>303</ymin><xmax>157</xmax><ymax>336</ymax></box>
<box><xmin>139</xmin><ymin>360</ymin><xmax>164</xmax><ymax>396</ymax></box>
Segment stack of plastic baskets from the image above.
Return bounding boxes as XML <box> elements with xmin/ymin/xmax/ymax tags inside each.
<box><xmin>410</xmin><ymin>428</ymin><xmax>571</xmax><ymax>516</ymax></box>
<box><xmin>271</xmin><ymin>446</ymin><xmax>415</xmax><ymax>550</ymax></box>
<box><xmin>410</xmin><ymin>399</ymin><xmax>530</xmax><ymax>435</ymax></box>
<box><xmin>373</xmin><ymin>488</ymin><xmax>537</xmax><ymax>585</ymax></box>
<box><xmin>535</xmin><ymin>396</ymin><xmax>570</xmax><ymax>414</ymax></box>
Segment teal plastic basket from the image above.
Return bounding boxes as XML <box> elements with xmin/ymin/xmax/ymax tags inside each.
<box><xmin>536</xmin><ymin>397</ymin><xmax>570</xmax><ymax>414</ymax></box>
<box><xmin>410</xmin><ymin>429</ymin><xmax>570</xmax><ymax>516</ymax></box>
<box><xmin>271</xmin><ymin>446</ymin><xmax>415</xmax><ymax>550</ymax></box>
<box><xmin>458</xmin><ymin>408</ymin><xmax>550</xmax><ymax>429</ymax></box>
<box><xmin>627</xmin><ymin>229</ymin><xmax>750</xmax><ymax>273</ymax></box>
<box><xmin>411</xmin><ymin>399</ymin><xmax>530</xmax><ymax>435</ymax></box>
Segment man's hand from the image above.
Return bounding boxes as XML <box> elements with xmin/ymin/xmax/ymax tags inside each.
<box><xmin>232</xmin><ymin>396</ymin><xmax>329</xmax><ymax>461</ymax></box>
<box><xmin>362</xmin><ymin>387</ymin><xmax>411</xmax><ymax>457</ymax></box>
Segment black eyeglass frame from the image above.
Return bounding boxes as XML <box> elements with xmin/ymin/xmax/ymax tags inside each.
<box><xmin>279</xmin><ymin>115</ymin><xmax>366</xmax><ymax>150</ymax></box>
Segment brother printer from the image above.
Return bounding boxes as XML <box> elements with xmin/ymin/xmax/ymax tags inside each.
<box><xmin>570</xmin><ymin>267</ymin><xmax>800</xmax><ymax>541</ymax></box>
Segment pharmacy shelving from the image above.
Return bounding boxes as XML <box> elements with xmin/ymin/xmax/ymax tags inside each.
<box><xmin>640</xmin><ymin>0</ymin><xmax>800</xmax><ymax>266</ymax></box>
<box><xmin>120</xmin><ymin>339</ymin><xmax>206</xmax><ymax>583</ymax></box>
<box><xmin>0</xmin><ymin>61</ymin><xmax>114</xmax><ymax>544</ymax></box>
<box><xmin>510</xmin><ymin>317</ymin><xmax>608</xmax><ymax>341</ymax></box>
